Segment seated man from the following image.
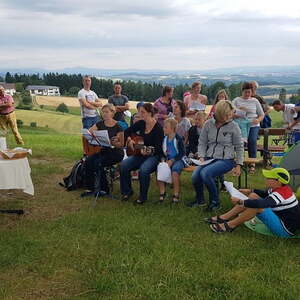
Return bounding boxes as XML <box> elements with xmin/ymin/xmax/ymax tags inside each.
<box><xmin>108</xmin><ymin>82</ymin><xmax>129</xmax><ymax>130</ymax></box>
<box><xmin>206</xmin><ymin>168</ymin><xmax>300</xmax><ymax>238</ymax></box>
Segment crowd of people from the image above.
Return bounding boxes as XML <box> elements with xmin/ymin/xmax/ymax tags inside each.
<box><xmin>78</xmin><ymin>76</ymin><xmax>300</xmax><ymax>237</ymax></box>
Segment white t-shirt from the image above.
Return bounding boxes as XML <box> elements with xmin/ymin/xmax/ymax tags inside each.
<box><xmin>78</xmin><ymin>89</ymin><xmax>99</xmax><ymax>118</ymax></box>
<box><xmin>283</xmin><ymin>104</ymin><xmax>297</xmax><ymax>128</ymax></box>
<box><xmin>232</xmin><ymin>97</ymin><xmax>264</xmax><ymax>127</ymax></box>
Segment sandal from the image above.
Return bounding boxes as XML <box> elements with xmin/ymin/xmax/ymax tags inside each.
<box><xmin>172</xmin><ymin>194</ymin><xmax>180</xmax><ymax>203</ymax></box>
<box><xmin>157</xmin><ymin>192</ymin><xmax>166</xmax><ymax>203</ymax></box>
<box><xmin>204</xmin><ymin>216</ymin><xmax>228</xmax><ymax>224</ymax></box>
<box><xmin>210</xmin><ymin>221</ymin><xmax>235</xmax><ymax>233</ymax></box>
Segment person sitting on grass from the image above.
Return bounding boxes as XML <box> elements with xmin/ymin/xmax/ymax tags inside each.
<box><xmin>189</xmin><ymin>100</ymin><xmax>243</xmax><ymax>210</ymax></box>
<box><xmin>157</xmin><ymin>118</ymin><xmax>186</xmax><ymax>203</ymax></box>
<box><xmin>207</xmin><ymin>168</ymin><xmax>300</xmax><ymax>237</ymax></box>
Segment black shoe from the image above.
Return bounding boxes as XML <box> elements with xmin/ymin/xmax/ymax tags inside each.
<box><xmin>134</xmin><ymin>199</ymin><xmax>145</xmax><ymax>205</ymax></box>
<box><xmin>187</xmin><ymin>200</ymin><xmax>206</xmax><ymax>207</ymax></box>
<box><xmin>121</xmin><ymin>192</ymin><xmax>133</xmax><ymax>202</ymax></box>
<box><xmin>80</xmin><ymin>191</ymin><xmax>95</xmax><ymax>198</ymax></box>
<box><xmin>205</xmin><ymin>204</ymin><xmax>221</xmax><ymax>212</ymax></box>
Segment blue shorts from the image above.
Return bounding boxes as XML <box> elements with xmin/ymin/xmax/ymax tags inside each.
<box><xmin>171</xmin><ymin>160</ymin><xmax>185</xmax><ymax>174</ymax></box>
<box><xmin>257</xmin><ymin>208</ymin><xmax>292</xmax><ymax>238</ymax></box>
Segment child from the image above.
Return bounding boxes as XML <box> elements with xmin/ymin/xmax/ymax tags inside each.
<box><xmin>187</xmin><ymin>111</ymin><xmax>207</xmax><ymax>157</ymax></box>
<box><xmin>130</xmin><ymin>101</ymin><xmax>144</xmax><ymax>126</ymax></box>
<box><xmin>157</xmin><ymin>118</ymin><xmax>186</xmax><ymax>203</ymax></box>
<box><xmin>207</xmin><ymin>168</ymin><xmax>300</xmax><ymax>237</ymax></box>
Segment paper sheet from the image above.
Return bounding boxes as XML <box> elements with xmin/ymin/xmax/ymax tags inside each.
<box><xmin>190</xmin><ymin>158</ymin><xmax>215</xmax><ymax>166</ymax></box>
<box><xmin>81</xmin><ymin>129</ymin><xmax>112</xmax><ymax>147</ymax></box>
<box><xmin>224</xmin><ymin>181</ymin><xmax>248</xmax><ymax>200</ymax></box>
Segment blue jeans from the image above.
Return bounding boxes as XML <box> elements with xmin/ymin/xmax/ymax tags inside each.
<box><xmin>192</xmin><ymin>159</ymin><xmax>235</xmax><ymax>206</ymax></box>
<box><xmin>248</xmin><ymin>126</ymin><xmax>260</xmax><ymax>158</ymax></box>
<box><xmin>82</xmin><ymin>116</ymin><xmax>101</xmax><ymax>129</ymax></box>
<box><xmin>257</xmin><ymin>208</ymin><xmax>292</xmax><ymax>238</ymax></box>
<box><xmin>120</xmin><ymin>155</ymin><xmax>160</xmax><ymax>202</ymax></box>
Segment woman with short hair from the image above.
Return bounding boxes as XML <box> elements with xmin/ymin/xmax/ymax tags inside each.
<box><xmin>189</xmin><ymin>100</ymin><xmax>244</xmax><ymax>211</ymax></box>
<box><xmin>233</xmin><ymin>82</ymin><xmax>264</xmax><ymax>174</ymax></box>
<box><xmin>184</xmin><ymin>82</ymin><xmax>207</xmax><ymax>117</ymax></box>
<box><xmin>173</xmin><ymin>100</ymin><xmax>191</xmax><ymax>144</ymax></box>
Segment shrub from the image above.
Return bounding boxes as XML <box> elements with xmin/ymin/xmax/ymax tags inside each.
<box><xmin>30</xmin><ymin>122</ymin><xmax>37</xmax><ymax>128</ymax></box>
<box><xmin>17</xmin><ymin>119</ymin><xmax>23</xmax><ymax>127</ymax></box>
<box><xmin>56</xmin><ymin>103</ymin><xmax>69</xmax><ymax>114</ymax></box>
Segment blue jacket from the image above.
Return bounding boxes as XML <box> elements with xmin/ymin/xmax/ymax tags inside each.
<box><xmin>162</xmin><ymin>134</ymin><xmax>186</xmax><ymax>162</ymax></box>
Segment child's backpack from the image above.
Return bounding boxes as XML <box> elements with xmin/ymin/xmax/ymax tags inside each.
<box><xmin>60</xmin><ymin>157</ymin><xmax>86</xmax><ymax>191</ymax></box>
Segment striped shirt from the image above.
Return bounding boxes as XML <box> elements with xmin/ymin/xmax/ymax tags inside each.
<box><xmin>245</xmin><ymin>186</ymin><xmax>300</xmax><ymax>234</ymax></box>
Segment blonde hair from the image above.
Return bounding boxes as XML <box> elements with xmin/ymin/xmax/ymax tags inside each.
<box><xmin>164</xmin><ymin>118</ymin><xmax>178</xmax><ymax>131</ymax></box>
<box><xmin>194</xmin><ymin>111</ymin><xmax>207</xmax><ymax>121</ymax></box>
<box><xmin>214</xmin><ymin>100</ymin><xmax>235</xmax><ymax>122</ymax></box>
<box><xmin>214</xmin><ymin>89</ymin><xmax>229</xmax><ymax>104</ymax></box>
<box><xmin>102</xmin><ymin>103</ymin><xmax>116</xmax><ymax>114</ymax></box>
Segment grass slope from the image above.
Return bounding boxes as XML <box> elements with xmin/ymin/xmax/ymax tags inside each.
<box><xmin>0</xmin><ymin>124</ymin><xmax>299</xmax><ymax>299</ymax></box>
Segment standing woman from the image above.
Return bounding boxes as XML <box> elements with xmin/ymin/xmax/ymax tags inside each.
<box><xmin>120</xmin><ymin>103</ymin><xmax>164</xmax><ymax>204</ymax></box>
<box><xmin>153</xmin><ymin>86</ymin><xmax>176</xmax><ymax>127</ymax></box>
<box><xmin>82</xmin><ymin>104</ymin><xmax>124</xmax><ymax>197</ymax></box>
<box><xmin>208</xmin><ymin>89</ymin><xmax>230</xmax><ymax>118</ymax></box>
<box><xmin>233</xmin><ymin>82</ymin><xmax>264</xmax><ymax>174</ymax></box>
<box><xmin>184</xmin><ymin>82</ymin><xmax>207</xmax><ymax>117</ymax></box>
<box><xmin>173</xmin><ymin>100</ymin><xmax>191</xmax><ymax>145</ymax></box>
<box><xmin>190</xmin><ymin>100</ymin><xmax>243</xmax><ymax>210</ymax></box>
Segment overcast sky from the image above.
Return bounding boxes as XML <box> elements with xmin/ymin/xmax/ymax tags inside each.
<box><xmin>1</xmin><ymin>0</ymin><xmax>300</xmax><ymax>71</ymax></box>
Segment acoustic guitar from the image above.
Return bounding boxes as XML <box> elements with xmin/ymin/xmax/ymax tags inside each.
<box><xmin>82</xmin><ymin>136</ymin><xmax>102</xmax><ymax>156</ymax></box>
<box><xmin>126</xmin><ymin>135</ymin><xmax>154</xmax><ymax>156</ymax></box>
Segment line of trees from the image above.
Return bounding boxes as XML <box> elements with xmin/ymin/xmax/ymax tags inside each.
<box><xmin>3</xmin><ymin>71</ymin><xmax>244</xmax><ymax>103</ymax></box>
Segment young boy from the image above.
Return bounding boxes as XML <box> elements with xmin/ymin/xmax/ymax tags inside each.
<box><xmin>187</xmin><ymin>111</ymin><xmax>207</xmax><ymax>158</ymax></box>
<box><xmin>207</xmin><ymin>168</ymin><xmax>300</xmax><ymax>237</ymax></box>
<box><xmin>157</xmin><ymin>118</ymin><xmax>186</xmax><ymax>203</ymax></box>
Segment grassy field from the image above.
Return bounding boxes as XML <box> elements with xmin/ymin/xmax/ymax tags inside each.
<box><xmin>1</xmin><ymin>110</ymin><xmax>297</xmax><ymax>300</ymax></box>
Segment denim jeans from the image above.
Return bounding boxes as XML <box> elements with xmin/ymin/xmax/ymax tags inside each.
<box><xmin>82</xmin><ymin>116</ymin><xmax>101</xmax><ymax>129</ymax></box>
<box><xmin>192</xmin><ymin>159</ymin><xmax>235</xmax><ymax>206</ymax></box>
<box><xmin>120</xmin><ymin>155</ymin><xmax>160</xmax><ymax>201</ymax></box>
<box><xmin>248</xmin><ymin>126</ymin><xmax>260</xmax><ymax>158</ymax></box>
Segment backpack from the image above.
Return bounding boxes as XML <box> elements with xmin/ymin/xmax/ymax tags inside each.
<box><xmin>60</xmin><ymin>157</ymin><xmax>86</xmax><ymax>191</ymax></box>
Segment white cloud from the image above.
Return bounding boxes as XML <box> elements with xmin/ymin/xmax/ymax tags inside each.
<box><xmin>0</xmin><ymin>0</ymin><xmax>300</xmax><ymax>70</ymax></box>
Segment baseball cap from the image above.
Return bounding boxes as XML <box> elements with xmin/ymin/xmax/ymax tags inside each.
<box><xmin>262</xmin><ymin>168</ymin><xmax>290</xmax><ymax>185</ymax></box>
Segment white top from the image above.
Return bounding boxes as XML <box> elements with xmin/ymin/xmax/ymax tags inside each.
<box><xmin>78</xmin><ymin>89</ymin><xmax>99</xmax><ymax>118</ymax></box>
<box><xmin>283</xmin><ymin>104</ymin><xmax>299</xmax><ymax>129</ymax></box>
<box><xmin>0</xmin><ymin>157</ymin><xmax>34</xmax><ymax>195</ymax></box>
<box><xmin>232</xmin><ymin>97</ymin><xmax>264</xmax><ymax>127</ymax></box>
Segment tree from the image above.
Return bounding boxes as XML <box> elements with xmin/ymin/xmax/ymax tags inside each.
<box><xmin>68</xmin><ymin>86</ymin><xmax>80</xmax><ymax>96</ymax></box>
<box><xmin>279</xmin><ymin>88</ymin><xmax>287</xmax><ymax>103</ymax></box>
<box><xmin>56</xmin><ymin>103</ymin><xmax>69</xmax><ymax>114</ymax></box>
<box><xmin>5</xmin><ymin>72</ymin><xmax>15</xmax><ymax>83</ymax></box>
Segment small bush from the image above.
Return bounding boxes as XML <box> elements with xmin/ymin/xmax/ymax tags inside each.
<box><xmin>30</xmin><ymin>122</ymin><xmax>37</xmax><ymax>128</ymax></box>
<box><xmin>56</xmin><ymin>103</ymin><xmax>69</xmax><ymax>114</ymax></box>
<box><xmin>17</xmin><ymin>119</ymin><xmax>23</xmax><ymax>127</ymax></box>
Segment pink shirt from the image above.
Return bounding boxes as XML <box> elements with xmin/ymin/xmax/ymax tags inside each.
<box><xmin>0</xmin><ymin>94</ymin><xmax>14</xmax><ymax>115</ymax></box>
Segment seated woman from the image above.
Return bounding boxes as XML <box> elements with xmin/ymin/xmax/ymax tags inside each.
<box><xmin>208</xmin><ymin>89</ymin><xmax>229</xmax><ymax>119</ymax></box>
<box><xmin>120</xmin><ymin>103</ymin><xmax>164</xmax><ymax>204</ymax></box>
<box><xmin>173</xmin><ymin>100</ymin><xmax>191</xmax><ymax>145</ymax></box>
<box><xmin>157</xmin><ymin>118</ymin><xmax>186</xmax><ymax>203</ymax></box>
<box><xmin>207</xmin><ymin>168</ymin><xmax>300</xmax><ymax>237</ymax></box>
<box><xmin>189</xmin><ymin>100</ymin><xmax>243</xmax><ymax>210</ymax></box>
<box><xmin>81</xmin><ymin>104</ymin><xmax>124</xmax><ymax>197</ymax></box>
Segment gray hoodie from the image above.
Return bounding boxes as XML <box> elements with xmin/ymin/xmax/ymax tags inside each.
<box><xmin>198</xmin><ymin>118</ymin><xmax>244</xmax><ymax>165</ymax></box>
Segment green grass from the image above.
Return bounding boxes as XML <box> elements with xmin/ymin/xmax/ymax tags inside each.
<box><xmin>1</xmin><ymin>114</ymin><xmax>299</xmax><ymax>299</ymax></box>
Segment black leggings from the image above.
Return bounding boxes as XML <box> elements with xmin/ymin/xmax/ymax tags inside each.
<box><xmin>84</xmin><ymin>150</ymin><xmax>124</xmax><ymax>191</ymax></box>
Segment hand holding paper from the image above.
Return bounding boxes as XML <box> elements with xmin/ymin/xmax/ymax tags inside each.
<box><xmin>223</xmin><ymin>181</ymin><xmax>248</xmax><ymax>200</ymax></box>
